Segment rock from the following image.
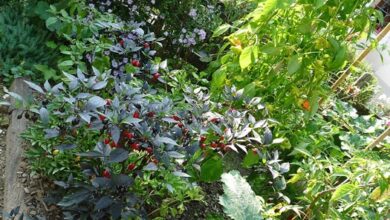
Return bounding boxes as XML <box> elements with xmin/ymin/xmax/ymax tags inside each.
<box><xmin>24</xmin><ymin>187</ymin><xmax>30</xmax><ymax>194</ymax></box>
<box><xmin>30</xmin><ymin>210</ymin><xmax>37</xmax><ymax>215</ymax></box>
<box><xmin>32</xmin><ymin>174</ymin><xmax>40</xmax><ymax>179</ymax></box>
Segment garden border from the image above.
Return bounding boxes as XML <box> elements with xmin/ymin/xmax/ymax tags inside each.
<box><xmin>2</xmin><ymin>78</ymin><xmax>30</xmax><ymax>218</ymax></box>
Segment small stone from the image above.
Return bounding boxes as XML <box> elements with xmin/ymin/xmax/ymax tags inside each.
<box><xmin>21</xmin><ymin>178</ymin><xmax>27</xmax><ymax>183</ymax></box>
<box><xmin>24</xmin><ymin>187</ymin><xmax>30</xmax><ymax>194</ymax></box>
<box><xmin>22</xmin><ymin>173</ymin><xmax>28</xmax><ymax>177</ymax></box>
<box><xmin>32</xmin><ymin>174</ymin><xmax>40</xmax><ymax>179</ymax></box>
<box><xmin>30</xmin><ymin>210</ymin><xmax>37</xmax><ymax>215</ymax></box>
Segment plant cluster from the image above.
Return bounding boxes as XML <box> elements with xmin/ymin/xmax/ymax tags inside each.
<box><xmin>209</xmin><ymin>0</ymin><xmax>380</xmax><ymax>124</ymax></box>
<box><xmin>0</xmin><ymin>4</ymin><xmax>57</xmax><ymax>84</ymax></box>
<box><xmin>88</xmin><ymin>0</ymin><xmax>256</xmax><ymax>67</ymax></box>
<box><xmin>1</xmin><ymin>0</ymin><xmax>390</xmax><ymax>219</ymax></box>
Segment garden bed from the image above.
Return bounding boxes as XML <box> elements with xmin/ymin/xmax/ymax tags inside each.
<box><xmin>0</xmin><ymin>0</ymin><xmax>389</xmax><ymax>219</ymax></box>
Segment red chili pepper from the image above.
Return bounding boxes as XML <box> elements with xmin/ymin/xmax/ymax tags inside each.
<box><xmin>133</xmin><ymin>111</ymin><xmax>140</xmax><ymax>118</ymax></box>
<box><xmin>127</xmin><ymin>163</ymin><xmax>136</xmax><ymax>171</ymax></box>
<box><xmin>130</xmin><ymin>143</ymin><xmax>140</xmax><ymax>151</ymax></box>
<box><xmin>102</xmin><ymin>169</ymin><xmax>111</xmax><ymax>178</ymax></box>
<box><xmin>98</xmin><ymin>114</ymin><xmax>106</xmax><ymax>121</ymax></box>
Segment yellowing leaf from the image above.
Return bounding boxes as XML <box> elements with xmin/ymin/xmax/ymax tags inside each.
<box><xmin>370</xmin><ymin>186</ymin><xmax>390</xmax><ymax>202</ymax></box>
<box><xmin>287</xmin><ymin>172</ymin><xmax>305</xmax><ymax>184</ymax></box>
<box><xmin>330</xmin><ymin>183</ymin><xmax>356</xmax><ymax>202</ymax></box>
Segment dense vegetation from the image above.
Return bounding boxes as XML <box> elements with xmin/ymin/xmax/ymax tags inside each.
<box><xmin>1</xmin><ymin>0</ymin><xmax>389</xmax><ymax>219</ymax></box>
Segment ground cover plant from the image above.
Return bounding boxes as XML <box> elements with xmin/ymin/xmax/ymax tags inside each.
<box><xmin>0</xmin><ymin>0</ymin><xmax>390</xmax><ymax>219</ymax></box>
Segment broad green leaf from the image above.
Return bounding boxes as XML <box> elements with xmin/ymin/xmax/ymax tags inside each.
<box><xmin>58</xmin><ymin>60</ymin><xmax>74</xmax><ymax>67</ymax></box>
<box><xmin>242</xmin><ymin>150</ymin><xmax>260</xmax><ymax>168</ymax></box>
<box><xmin>287</xmin><ymin>55</ymin><xmax>301</xmax><ymax>74</ymax></box>
<box><xmin>315</xmin><ymin>0</ymin><xmax>328</xmax><ymax>8</ymax></box>
<box><xmin>240</xmin><ymin>46</ymin><xmax>255</xmax><ymax>69</ymax></box>
<box><xmin>213</xmin><ymin>24</ymin><xmax>231</xmax><ymax>38</ymax></box>
<box><xmin>219</xmin><ymin>171</ymin><xmax>264</xmax><ymax>220</ymax></box>
<box><xmin>330</xmin><ymin>183</ymin><xmax>356</xmax><ymax>202</ymax></box>
<box><xmin>200</xmin><ymin>156</ymin><xmax>223</xmax><ymax>182</ymax></box>
<box><xmin>250</xmin><ymin>0</ymin><xmax>295</xmax><ymax>22</ymax></box>
<box><xmin>211</xmin><ymin>66</ymin><xmax>227</xmax><ymax>91</ymax></box>
<box><xmin>46</xmin><ymin>17</ymin><xmax>58</xmax><ymax>28</ymax></box>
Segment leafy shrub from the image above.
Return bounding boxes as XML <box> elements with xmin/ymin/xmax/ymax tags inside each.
<box><xmin>209</xmin><ymin>0</ymin><xmax>379</xmax><ymax>124</ymax></box>
<box><xmin>0</xmin><ymin>5</ymin><xmax>57</xmax><ymax>84</ymax></box>
<box><xmin>286</xmin><ymin>99</ymin><xmax>390</xmax><ymax>219</ymax></box>
<box><xmin>14</xmin><ymin>70</ymin><xmax>272</xmax><ymax>218</ymax></box>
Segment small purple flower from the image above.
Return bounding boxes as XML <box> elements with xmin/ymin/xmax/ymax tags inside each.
<box><xmin>189</xmin><ymin>8</ymin><xmax>197</xmax><ymax>18</ymax></box>
<box><xmin>186</xmin><ymin>37</ymin><xmax>196</xmax><ymax>46</ymax></box>
<box><xmin>387</xmin><ymin>121</ymin><xmax>390</xmax><ymax>126</ymax></box>
<box><xmin>123</xmin><ymin>58</ymin><xmax>129</xmax><ymax>64</ymax></box>
<box><xmin>86</xmin><ymin>54</ymin><xmax>93</xmax><ymax>63</ymax></box>
<box><xmin>198</xmin><ymin>29</ymin><xmax>207</xmax><ymax>41</ymax></box>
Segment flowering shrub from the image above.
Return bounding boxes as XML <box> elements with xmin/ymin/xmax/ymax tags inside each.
<box><xmin>88</xmin><ymin>0</ymin><xmax>256</xmax><ymax>67</ymax></box>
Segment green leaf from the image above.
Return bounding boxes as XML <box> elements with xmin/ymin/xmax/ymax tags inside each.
<box><xmin>58</xmin><ymin>60</ymin><xmax>74</xmax><ymax>67</ymax></box>
<box><xmin>240</xmin><ymin>46</ymin><xmax>255</xmax><ymax>69</ymax></box>
<box><xmin>200</xmin><ymin>156</ymin><xmax>223</xmax><ymax>182</ymax></box>
<box><xmin>330</xmin><ymin>183</ymin><xmax>356</xmax><ymax>202</ymax></box>
<box><xmin>250</xmin><ymin>0</ymin><xmax>295</xmax><ymax>22</ymax></box>
<box><xmin>219</xmin><ymin>171</ymin><xmax>264</xmax><ymax>220</ymax></box>
<box><xmin>211</xmin><ymin>66</ymin><xmax>227</xmax><ymax>91</ymax></box>
<box><xmin>213</xmin><ymin>24</ymin><xmax>231</xmax><ymax>38</ymax></box>
<box><xmin>314</xmin><ymin>0</ymin><xmax>328</xmax><ymax>8</ymax></box>
<box><xmin>242</xmin><ymin>150</ymin><xmax>260</xmax><ymax>168</ymax></box>
<box><xmin>46</xmin><ymin>17</ymin><xmax>58</xmax><ymax>30</ymax></box>
<box><xmin>287</xmin><ymin>55</ymin><xmax>301</xmax><ymax>74</ymax></box>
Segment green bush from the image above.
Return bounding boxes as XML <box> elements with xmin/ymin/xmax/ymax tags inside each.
<box><xmin>0</xmin><ymin>5</ymin><xmax>57</xmax><ymax>84</ymax></box>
